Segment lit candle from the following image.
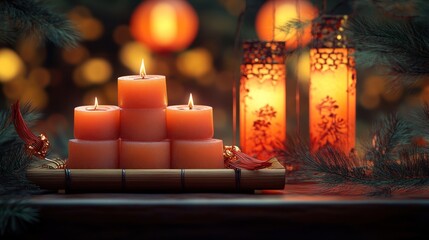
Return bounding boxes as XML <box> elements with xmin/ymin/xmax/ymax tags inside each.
<box><xmin>118</xmin><ymin>59</ymin><xmax>167</xmax><ymax>108</ymax></box>
<box><xmin>74</xmin><ymin>97</ymin><xmax>120</xmax><ymax>140</ymax></box>
<box><xmin>120</xmin><ymin>108</ymin><xmax>166</xmax><ymax>141</ymax></box>
<box><xmin>120</xmin><ymin>140</ymin><xmax>170</xmax><ymax>169</ymax></box>
<box><xmin>166</xmin><ymin>94</ymin><xmax>214</xmax><ymax>139</ymax></box>
<box><xmin>171</xmin><ymin>139</ymin><xmax>224</xmax><ymax>169</ymax></box>
<box><xmin>67</xmin><ymin>139</ymin><xmax>119</xmax><ymax>169</ymax></box>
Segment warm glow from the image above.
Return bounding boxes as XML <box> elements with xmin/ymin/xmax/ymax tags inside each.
<box><xmin>188</xmin><ymin>93</ymin><xmax>194</xmax><ymax>110</ymax></box>
<box><xmin>81</xmin><ymin>58</ymin><xmax>112</xmax><ymax>84</ymax></box>
<box><xmin>255</xmin><ymin>0</ymin><xmax>317</xmax><ymax>49</ymax></box>
<box><xmin>176</xmin><ymin>48</ymin><xmax>213</xmax><ymax>78</ymax></box>
<box><xmin>62</xmin><ymin>44</ymin><xmax>89</xmax><ymax>65</ymax></box>
<box><xmin>310</xmin><ymin>48</ymin><xmax>356</xmax><ymax>153</ymax></box>
<box><xmin>68</xmin><ymin>6</ymin><xmax>103</xmax><ymax>41</ymax></box>
<box><xmin>119</xmin><ymin>41</ymin><xmax>152</xmax><ymax>73</ymax></box>
<box><xmin>0</xmin><ymin>48</ymin><xmax>24</xmax><ymax>82</ymax></box>
<box><xmin>240</xmin><ymin>65</ymin><xmax>286</xmax><ymax>159</ymax></box>
<box><xmin>151</xmin><ymin>3</ymin><xmax>177</xmax><ymax>45</ymax></box>
<box><xmin>130</xmin><ymin>0</ymin><xmax>199</xmax><ymax>52</ymax></box>
<box><xmin>140</xmin><ymin>59</ymin><xmax>147</xmax><ymax>78</ymax></box>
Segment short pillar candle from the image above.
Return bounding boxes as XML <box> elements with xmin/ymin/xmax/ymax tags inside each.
<box><xmin>171</xmin><ymin>139</ymin><xmax>224</xmax><ymax>169</ymax></box>
<box><xmin>120</xmin><ymin>140</ymin><xmax>170</xmax><ymax>169</ymax></box>
<box><xmin>67</xmin><ymin>139</ymin><xmax>119</xmax><ymax>169</ymax></box>
<box><xmin>166</xmin><ymin>94</ymin><xmax>213</xmax><ymax>139</ymax></box>
<box><xmin>120</xmin><ymin>108</ymin><xmax>166</xmax><ymax>141</ymax></box>
<box><xmin>74</xmin><ymin>99</ymin><xmax>120</xmax><ymax>140</ymax></box>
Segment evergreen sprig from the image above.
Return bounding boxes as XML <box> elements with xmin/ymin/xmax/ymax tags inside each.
<box><xmin>0</xmin><ymin>0</ymin><xmax>80</xmax><ymax>47</ymax></box>
<box><xmin>281</xmin><ymin>104</ymin><xmax>429</xmax><ymax>195</ymax></box>
<box><xmin>0</xmin><ymin>104</ymin><xmax>40</xmax><ymax>195</ymax></box>
<box><xmin>346</xmin><ymin>0</ymin><xmax>429</xmax><ymax>86</ymax></box>
<box><xmin>0</xmin><ymin>199</ymin><xmax>38</xmax><ymax>236</ymax></box>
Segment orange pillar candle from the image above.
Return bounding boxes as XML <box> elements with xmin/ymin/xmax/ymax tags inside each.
<box><xmin>166</xmin><ymin>94</ymin><xmax>213</xmax><ymax>139</ymax></box>
<box><xmin>171</xmin><ymin>139</ymin><xmax>224</xmax><ymax>169</ymax></box>
<box><xmin>74</xmin><ymin>98</ymin><xmax>120</xmax><ymax>140</ymax></box>
<box><xmin>120</xmin><ymin>140</ymin><xmax>170</xmax><ymax>169</ymax></box>
<box><xmin>120</xmin><ymin>108</ymin><xmax>166</xmax><ymax>141</ymax></box>
<box><xmin>309</xmin><ymin>15</ymin><xmax>356</xmax><ymax>153</ymax></box>
<box><xmin>240</xmin><ymin>41</ymin><xmax>286</xmax><ymax>160</ymax></box>
<box><xmin>67</xmin><ymin>139</ymin><xmax>119</xmax><ymax>169</ymax></box>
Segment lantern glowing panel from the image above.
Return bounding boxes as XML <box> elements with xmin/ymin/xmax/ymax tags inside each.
<box><xmin>309</xmin><ymin>15</ymin><xmax>356</xmax><ymax>153</ymax></box>
<box><xmin>130</xmin><ymin>0</ymin><xmax>198</xmax><ymax>52</ymax></box>
<box><xmin>255</xmin><ymin>0</ymin><xmax>317</xmax><ymax>49</ymax></box>
<box><xmin>240</xmin><ymin>41</ymin><xmax>286</xmax><ymax>160</ymax></box>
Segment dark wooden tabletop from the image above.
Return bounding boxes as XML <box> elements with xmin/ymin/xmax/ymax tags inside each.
<box><xmin>8</xmin><ymin>185</ymin><xmax>429</xmax><ymax>240</ymax></box>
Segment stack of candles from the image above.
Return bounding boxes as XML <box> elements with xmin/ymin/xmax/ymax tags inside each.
<box><xmin>67</xmin><ymin>60</ymin><xmax>224</xmax><ymax>169</ymax></box>
<box><xmin>68</xmin><ymin>98</ymin><xmax>120</xmax><ymax>168</ymax></box>
<box><xmin>118</xmin><ymin>61</ymin><xmax>170</xmax><ymax>168</ymax></box>
<box><xmin>167</xmin><ymin>94</ymin><xmax>224</xmax><ymax>168</ymax></box>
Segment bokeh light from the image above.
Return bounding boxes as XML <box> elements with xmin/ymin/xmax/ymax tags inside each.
<box><xmin>113</xmin><ymin>25</ymin><xmax>132</xmax><ymax>45</ymax></box>
<box><xmin>68</xmin><ymin>6</ymin><xmax>104</xmax><ymax>41</ymax></box>
<box><xmin>20</xmin><ymin>84</ymin><xmax>48</xmax><ymax>109</ymax></box>
<box><xmin>218</xmin><ymin>0</ymin><xmax>245</xmax><ymax>16</ymax></box>
<box><xmin>2</xmin><ymin>78</ymin><xmax>26</xmax><ymax>99</ymax></box>
<box><xmin>130</xmin><ymin>0</ymin><xmax>199</xmax><ymax>52</ymax></box>
<box><xmin>29</xmin><ymin>67</ymin><xmax>51</xmax><ymax>87</ymax></box>
<box><xmin>119</xmin><ymin>41</ymin><xmax>153</xmax><ymax>74</ymax></box>
<box><xmin>62</xmin><ymin>44</ymin><xmax>89</xmax><ymax>65</ymax></box>
<box><xmin>0</xmin><ymin>48</ymin><xmax>24</xmax><ymax>82</ymax></box>
<box><xmin>17</xmin><ymin>38</ymin><xmax>46</xmax><ymax>65</ymax></box>
<box><xmin>359</xmin><ymin>93</ymin><xmax>381</xmax><ymax>109</ymax></box>
<box><xmin>255</xmin><ymin>0</ymin><xmax>318</xmax><ymax>49</ymax></box>
<box><xmin>81</xmin><ymin>58</ymin><xmax>112</xmax><ymax>84</ymax></box>
<box><xmin>176</xmin><ymin>48</ymin><xmax>213</xmax><ymax>79</ymax></box>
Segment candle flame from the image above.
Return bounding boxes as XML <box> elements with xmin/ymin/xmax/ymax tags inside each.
<box><xmin>94</xmin><ymin>97</ymin><xmax>98</xmax><ymax>110</ymax></box>
<box><xmin>140</xmin><ymin>59</ymin><xmax>146</xmax><ymax>78</ymax></box>
<box><xmin>188</xmin><ymin>93</ymin><xmax>194</xmax><ymax>110</ymax></box>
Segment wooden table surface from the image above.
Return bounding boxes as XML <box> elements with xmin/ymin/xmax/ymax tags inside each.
<box><xmin>9</xmin><ymin>185</ymin><xmax>429</xmax><ymax>240</ymax></box>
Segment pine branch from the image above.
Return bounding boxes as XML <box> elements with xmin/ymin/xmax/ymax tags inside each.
<box><xmin>346</xmin><ymin>1</ymin><xmax>429</xmax><ymax>86</ymax></box>
<box><xmin>365</xmin><ymin>113</ymin><xmax>413</xmax><ymax>164</ymax></box>
<box><xmin>0</xmin><ymin>104</ymin><xmax>40</xmax><ymax>195</ymax></box>
<box><xmin>0</xmin><ymin>0</ymin><xmax>80</xmax><ymax>47</ymax></box>
<box><xmin>0</xmin><ymin>199</ymin><xmax>38</xmax><ymax>236</ymax></box>
<box><xmin>280</xmin><ymin>105</ymin><xmax>429</xmax><ymax>195</ymax></box>
<box><xmin>408</xmin><ymin>102</ymin><xmax>429</xmax><ymax>140</ymax></box>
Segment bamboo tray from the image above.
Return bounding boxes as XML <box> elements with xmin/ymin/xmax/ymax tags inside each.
<box><xmin>27</xmin><ymin>168</ymin><xmax>286</xmax><ymax>193</ymax></box>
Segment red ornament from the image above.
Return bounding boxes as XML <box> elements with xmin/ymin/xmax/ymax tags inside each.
<box><xmin>11</xmin><ymin>100</ymin><xmax>49</xmax><ymax>159</ymax></box>
<box><xmin>224</xmin><ymin>146</ymin><xmax>272</xmax><ymax>170</ymax></box>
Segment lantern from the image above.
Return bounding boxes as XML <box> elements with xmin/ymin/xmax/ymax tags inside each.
<box><xmin>130</xmin><ymin>0</ymin><xmax>198</xmax><ymax>52</ymax></box>
<box><xmin>240</xmin><ymin>41</ymin><xmax>286</xmax><ymax>160</ymax></box>
<box><xmin>255</xmin><ymin>0</ymin><xmax>317</xmax><ymax>50</ymax></box>
<box><xmin>309</xmin><ymin>15</ymin><xmax>356</xmax><ymax>153</ymax></box>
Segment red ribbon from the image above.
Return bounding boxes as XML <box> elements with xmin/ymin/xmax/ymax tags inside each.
<box><xmin>11</xmin><ymin>100</ymin><xmax>49</xmax><ymax>159</ymax></box>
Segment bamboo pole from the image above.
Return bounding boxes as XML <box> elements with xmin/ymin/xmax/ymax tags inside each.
<box><xmin>27</xmin><ymin>169</ymin><xmax>285</xmax><ymax>193</ymax></box>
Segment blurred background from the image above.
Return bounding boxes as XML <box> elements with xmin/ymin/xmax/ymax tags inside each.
<box><xmin>0</xmin><ymin>0</ymin><xmax>424</xmax><ymax>158</ymax></box>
